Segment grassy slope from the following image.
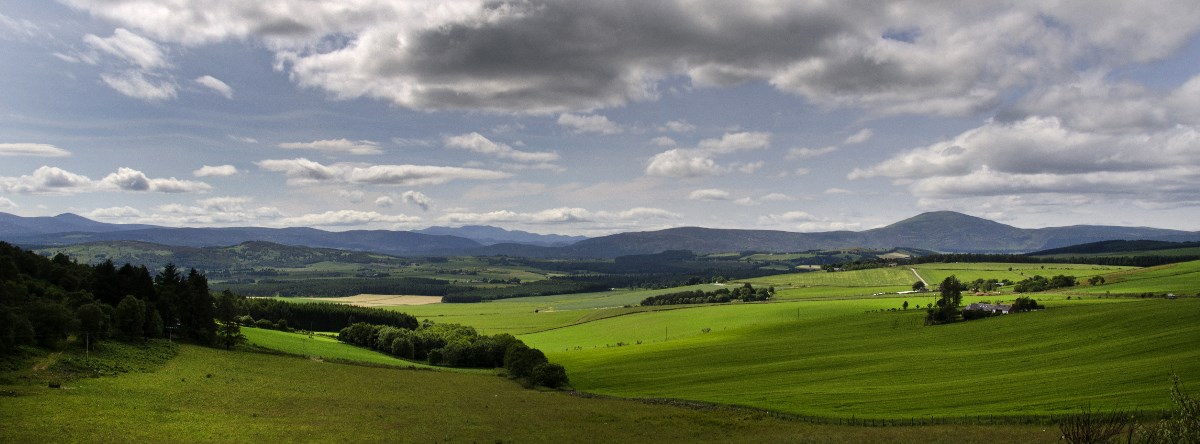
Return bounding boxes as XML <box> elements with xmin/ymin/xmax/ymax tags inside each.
<box><xmin>240</xmin><ymin>327</ymin><xmax>489</xmax><ymax>373</ymax></box>
<box><xmin>524</xmin><ymin>297</ymin><xmax>1200</xmax><ymax>419</ymax></box>
<box><xmin>1069</xmin><ymin>260</ymin><xmax>1200</xmax><ymax>295</ymax></box>
<box><xmin>912</xmin><ymin>263</ymin><xmax>1132</xmax><ymax>287</ymax></box>
<box><xmin>1</xmin><ymin>345</ymin><xmax>1054</xmax><ymax>443</ymax></box>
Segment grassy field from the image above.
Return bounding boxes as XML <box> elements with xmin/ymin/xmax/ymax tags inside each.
<box><xmin>1069</xmin><ymin>260</ymin><xmax>1200</xmax><ymax>295</ymax></box>
<box><xmin>1</xmin><ymin>344</ymin><xmax>1057</xmax><ymax>443</ymax></box>
<box><xmin>240</xmin><ymin>327</ymin><xmax>490</xmax><ymax>373</ymax></box>
<box><xmin>522</xmin><ymin>296</ymin><xmax>1199</xmax><ymax>420</ymax></box>
<box><xmin>911</xmin><ymin>262</ymin><xmax>1132</xmax><ymax>288</ymax></box>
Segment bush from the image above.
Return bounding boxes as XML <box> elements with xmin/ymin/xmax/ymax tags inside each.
<box><xmin>504</xmin><ymin>344</ymin><xmax>547</xmax><ymax>379</ymax></box>
<box><xmin>529</xmin><ymin>362</ymin><xmax>569</xmax><ymax>388</ymax></box>
<box><xmin>254</xmin><ymin>319</ymin><xmax>274</xmax><ymax>329</ymax></box>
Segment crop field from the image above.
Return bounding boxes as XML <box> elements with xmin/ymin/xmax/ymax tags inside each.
<box><xmin>0</xmin><ymin>345</ymin><xmax>1058</xmax><ymax>443</ymax></box>
<box><xmin>300</xmin><ymin>294</ymin><xmax>444</xmax><ymax>307</ymax></box>
<box><xmin>1070</xmin><ymin>260</ymin><xmax>1200</xmax><ymax>295</ymax></box>
<box><xmin>911</xmin><ymin>262</ymin><xmax>1131</xmax><ymax>287</ymax></box>
<box><xmin>523</xmin><ymin>297</ymin><xmax>1199</xmax><ymax>420</ymax></box>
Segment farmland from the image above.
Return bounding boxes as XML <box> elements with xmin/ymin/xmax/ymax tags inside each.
<box><xmin>0</xmin><ymin>343</ymin><xmax>1056</xmax><ymax>443</ymax></box>
<box><xmin>371</xmin><ymin>260</ymin><xmax>1199</xmax><ymax>420</ymax></box>
<box><xmin>4</xmin><ymin>254</ymin><xmax>1198</xmax><ymax>443</ymax></box>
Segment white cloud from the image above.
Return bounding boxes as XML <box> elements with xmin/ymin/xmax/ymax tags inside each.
<box><xmin>347</xmin><ymin>164</ymin><xmax>511</xmax><ymax>187</ymax></box>
<box><xmin>842</xmin><ymin>129</ymin><xmax>873</xmax><ymax>145</ymax></box>
<box><xmin>193</xmin><ymin>164</ymin><xmax>238</xmax><ymax>177</ymax></box>
<box><xmin>0</xmin><ymin>197</ymin><xmax>16</xmax><ymax>209</ymax></box>
<box><xmin>851</xmin><ymin>116</ymin><xmax>1200</xmax><ymax>206</ymax></box>
<box><xmin>0</xmin><ymin>13</ymin><xmax>40</xmax><ymax>40</ymax></box>
<box><xmin>557</xmin><ymin>114</ymin><xmax>622</xmax><ymax>134</ymax></box>
<box><xmin>401</xmin><ymin>190</ymin><xmax>431</xmax><ymax>211</ymax></box>
<box><xmin>62</xmin><ymin>1</ymin><xmax>1200</xmax><ymax>115</ymax></box>
<box><xmin>279</xmin><ymin>139</ymin><xmax>382</xmax><ymax>155</ymax></box>
<box><xmin>645</xmin><ymin>149</ymin><xmax>721</xmax><ymax>178</ymax></box>
<box><xmin>758</xmin><ymin>211</ymin><xmax>860</xmax><ymax>232</ymax></box>
<box><xmin>646</xmin><ymin>132</ymin><xmax>770</xmax><ymax>178</ymax></box>
<box><xmin>696</xmin><ymin>132</ymin><xmax>771</xmax><ymax>154</ymax></box>
<box><xmin>228</xmin><ymin>135</ymin><xmax>259</xmax><ymax>144</ymax></box>
<box><xmin>279</xmin><ymin>210</ymin><xmax>420</xmax><ymax>228</ymax></box>
<box><xmin>659</xmin><ymin>120</ymin><xmax>696</xmax><ymax>133</ymax></box>
<box><xmin>824</xmin><ymin>188</ymin><xmax>853</xmax><ymax>195</ymax></box>
<box><xmin>99</xmin><ymin>167</ymin><xmax>211</xmax><ymax>193</ymax></box>
<box><xmin>100</xmin><ymin>70</ymin><xmax>177</xmax><ymax>101</ymax></box>
<box><xmin>688</xmin><ymin>188</ymin><xmax>730</xmax><ymax>201</ymax></box>
<box><xmin>1</xmin><ymin>166</ymin><xmax>209</xmax><ymax>195</ymax></box>
<box><xmin>374</xmin><ymin>196</ymin><xmax>394</xmax><ymax>208</ymax></box>
<box><xmin>759</xmin><ymin>193</ymin><xmax>792</xmax><ymax>202</ymax></box>
<box><xmin>337</xmin><ymin>189</ymin><xmax>365</xmax><ymax>203</ymax></box>
<box><xmin>443</xmin><ymin>133</ymin><xmax>558</xmax><ymax>163</ymax></box>
<box><xmin>0</xmin><ymin>166</ymin><xmax>93</xmax><ymax>194</ymax></box>
<box><xmin>256</xmin><ymin>158</ymin><xmax>341</xmax><ymax>183</ymax></box>
<box><xmin>440</xmin><ymin>206</ymin><xmax>680</xmax><ymax>226</ymax></box>
<box><xmin>0</xmin><ymin>143</ymin><xmax>71</xmax><ymax>157</ymax></box>
<box><xmin>87</xmin><ymin>206</ymin><xmax>143</xmax><ymax>219</ymax></box>
<box><xmin>80</xmin><ymin>28</ymin><xmax>178</xmax><ymax>101</ymax></box>
<box><xmin>195</xmin><ymin>75</ymin><xmax>234</xmax><ymax>99</ymax></box>
<box><xmin>83</xmin><ymin>28</ymin><xmax>169</xmax><ymax>70</ymax></box>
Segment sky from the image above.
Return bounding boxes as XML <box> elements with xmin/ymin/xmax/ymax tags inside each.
<box><xmin>1</xmin><ymin>1</ymin><xmax>1200</xmax><ymax>236</ymax></box>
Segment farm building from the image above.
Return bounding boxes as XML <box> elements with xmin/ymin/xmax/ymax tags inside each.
<box><xmin>965</xmin><ymin>303</ymin><xmax>1011</xmax><ymax>314</ymax></box>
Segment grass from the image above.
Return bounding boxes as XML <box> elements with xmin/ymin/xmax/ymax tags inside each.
<box><xmin>240</xmin><ymin>327</ymin><xmax>489</xmax><ymax>373</ymax></box>
<box><xmin>1069</xmin><ymin>260</ymin><xmax>1200</xmax><ymax>295</ymax></box>
<box><xmin>523</xmin><ymin>297</ymin><xmax>1200</xmax><ymax>420</ymax></box>
<box><xmin>0</xmin><ymin>344</ymin><xmax>1058</xmax><ymax>443</ymax></box>
<box><xmin>911</xmin><ymin>263</ymin><xmax>1132</xmax><ymax>287</ymax></box>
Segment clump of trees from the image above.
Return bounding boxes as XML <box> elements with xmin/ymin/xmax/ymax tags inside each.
<box><xmin>0</xmin><ymin>242</ymin><xmax>215</xmax><ymax>354</ymax></box>
<box><xmin>243</xmin><ymin>298</ymin><xmax>417</xmax><ymax>331</ymax></box>
<box><xmin>640</xmin><ymin>283</ymin><xmax>772</xmax><ymax>306</ymax></box>
<box><xmin>925</xmin><ymin>276</ymin><xmax>963</xmax><ymax>325</ymax></box>
<box><xmin>1013</xmin><ymin>275</ymin><xmax>1076</xmax><ymax>293</ymax></box>
<box><xmin>337</xmin><ymin>321</ymin><xmax>568</xmax><ymax>388</ymax></box>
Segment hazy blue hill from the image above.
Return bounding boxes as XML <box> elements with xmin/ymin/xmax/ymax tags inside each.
<box><xmin>34</xmin><ymin>240</ymin><xmax>402</xmax><ymax>271</ymax></box>
<box><xmin>5</xmin><ymin>211</ymin><xmax>1199</xmax><ymax>258</ymax></box>
<box><xmin>859</xmin><ymin>211</ymin><xmax>1038</xmax><ymax>252</ymax></box>
<box><xmin>0</xmin><ymin>212</ymin><xmax>156</xmax><ymax>236</ymax></box>
<box><xmin>415</xmin><ymin>225</ymin><xmax>587</xmax><ymax>246</ymax></box>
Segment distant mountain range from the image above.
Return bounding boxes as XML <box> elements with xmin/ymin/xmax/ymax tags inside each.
<box><xmin>414</xmin><ymin>225</ymin><xmax>586</xmax><ymax>247</ymax></box>
<box><xmin>3</xmin><ymin>211</ymin><xmax>1198</xmax><ymax>258</ymax></box>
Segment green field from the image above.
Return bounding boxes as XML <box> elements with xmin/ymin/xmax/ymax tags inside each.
<box><xmin>1</xmin><ymin>344</ymin><xmax>1055</xmax><ymax>443</ymax></box>
<box><xmin>524</xmin><ymin>297</ymin><xmax>1199</xmax><ymax>419</ymax></box>
<box><xmin>911</xmin><ymin>262</ymin><xmax>1132</xmax><ymax>288</ymax></box>
<box><xmin>240</xmin><ymin>327</ymin><xmax>490</xmax><ymax>373</ymax></box>
<box><xmin>1069</xmin><ymin>260</ymin><xmax>1200</xmax><ymax>295</ymax></box>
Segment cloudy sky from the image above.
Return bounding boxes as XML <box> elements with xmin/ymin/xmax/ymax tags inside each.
<box><xmin>2</xmin><ymin>1</ymin><xmax>1199</xmax><ymax>236</ymax></box>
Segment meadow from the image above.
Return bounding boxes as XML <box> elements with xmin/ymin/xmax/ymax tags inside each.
<box><xmin>368</xmin><ymin>261</ymin><xmax>1198</xmax><ymax>421</ymax></box>
<box><xmin>0</xmin><ymin>344</ymin><xmax>1057</xmax><ymax>443</ymax></box>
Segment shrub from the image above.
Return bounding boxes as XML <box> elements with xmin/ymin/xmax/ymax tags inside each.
<box><xmin>529</xmin><ymin>362</ymin><xmax>569</xmax><ymax>388</ymax></box>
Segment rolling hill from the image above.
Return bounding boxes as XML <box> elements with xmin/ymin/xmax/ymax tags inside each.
<box><xmin>4</xmin><ymin>211</ymin><xmax>1198</xmax><ymax>258</ymax></box>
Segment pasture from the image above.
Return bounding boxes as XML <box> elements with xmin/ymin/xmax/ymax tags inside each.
<box><xmin>524</xmin><ymin>297</ymin><xmax>1199</xmax><ymax>419</ymax></box>
<box><xmin>0</xmin><ymin>345</ymin><xmax>1055</xmax><ymax>443</ymax></box>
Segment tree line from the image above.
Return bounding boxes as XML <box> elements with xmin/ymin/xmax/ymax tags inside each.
<box><xmin>640</xmin><ymin>283</ymin><xmax>773</xmax><ymax>306</ymax></box>
<box><xmin>337</xmin><ymin>321</ymin><xmax>568</xmax><ymax>388</ymax></box>
<box><xmin>1</xmin><ymin>241</ymin><xmax>215</xmax><ymax>354</ymax></box>
<box><xmin>241</xmin><ymin>298</ymin><xmax>418</xmax><ymax>331</ymax></box>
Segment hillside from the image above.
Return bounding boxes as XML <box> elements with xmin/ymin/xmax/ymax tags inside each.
<box><xmin>4</xmin><ymin>211</ymin><xmax>1198</xmax><ymax>258</ymax></box>
<box><xmin>32</xmin><ymin>240</ymin><xmax>400</xmax><ymax>271</ymax></box>
<box><xmin>416</xmin><ymin>225</ymin><xmax>586</xmax><ymax>246</ymax></box>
